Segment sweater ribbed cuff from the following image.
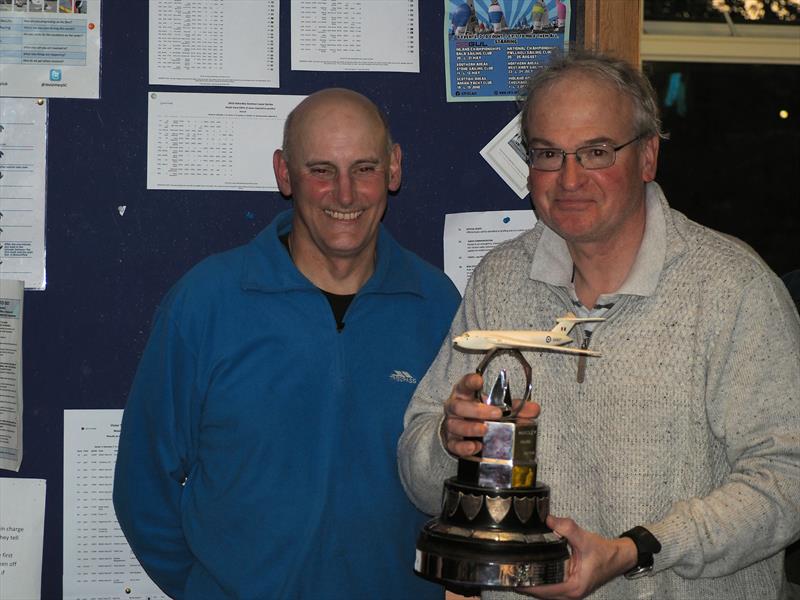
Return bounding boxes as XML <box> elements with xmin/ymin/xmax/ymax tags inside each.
<box><xmin>646</xmin><ymin>510</ymin><xmax>699</xmax><ymax>577</ymax></box>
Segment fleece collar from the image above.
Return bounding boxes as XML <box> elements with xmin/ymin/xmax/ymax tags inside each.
<box><xmin>239</xmin><ymin>208</ymin><xmax>425</xmax><ymax>298</ymax></box>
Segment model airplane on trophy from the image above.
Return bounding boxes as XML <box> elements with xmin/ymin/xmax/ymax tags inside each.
<box><xmin>414</xmin><ymin>313</ymin><xmax>607</xmax><ymax>592</ymax></box>
<box><xmin>453</xmin><ymin>313</ymin><xmax>605</xmax><ymax>356</ymax></box>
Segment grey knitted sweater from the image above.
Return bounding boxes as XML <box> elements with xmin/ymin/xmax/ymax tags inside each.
<box><xmin>399</xmin><ymin>183</ymin><xmax>800</xmax><ymax>599</ymax></box>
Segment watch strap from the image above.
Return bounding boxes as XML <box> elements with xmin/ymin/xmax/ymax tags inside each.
<box><xmin>619</xmin><ymin>526</ymin><xmax>661</xmax><ymax>580</ymax></box>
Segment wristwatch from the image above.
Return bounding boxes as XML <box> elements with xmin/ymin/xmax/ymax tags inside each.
<box><xmin>619</xmin><ymin>526</ymin><xmax>661</xmax><ymax>580</ymax></box>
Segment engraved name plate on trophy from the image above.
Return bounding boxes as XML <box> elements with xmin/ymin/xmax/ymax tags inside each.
<box><xmin>414</xmin><ymin>348</ymin><xmax>569</xmax><ymax>594</ymax></box>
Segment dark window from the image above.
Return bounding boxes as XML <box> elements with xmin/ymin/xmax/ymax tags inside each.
<box><xmin>644</xmin><ymin>61</ymin><xmax>800</xmax><ymax>277</ymax></box>
<box><xmin>644</xmin><ymin>0</ymin><xmax>800</xmax><ymax>25</ymax></box>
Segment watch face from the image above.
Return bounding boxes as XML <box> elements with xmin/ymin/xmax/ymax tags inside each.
<box><xmin>624</xmin><ymin>564</ymin><xmax>654</xmax><ymax>580</ymax></box>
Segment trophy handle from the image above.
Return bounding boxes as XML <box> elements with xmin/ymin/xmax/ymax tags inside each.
<box><xmin>474</xmin><ymin>348</ymin><xmax>532</xmax><ymax>418</ymax></box>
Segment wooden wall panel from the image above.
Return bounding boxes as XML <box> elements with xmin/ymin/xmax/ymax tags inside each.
<box><xmin>583</xmin><ymin>0</ymin><xmax>642</xmax><ymax>65</ymax></box>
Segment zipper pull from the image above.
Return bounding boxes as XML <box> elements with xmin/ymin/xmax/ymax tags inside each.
<box><xmin>576</xmin><ymin>331</ymin><xmax>592</xmax><ymax>383</ymax></box>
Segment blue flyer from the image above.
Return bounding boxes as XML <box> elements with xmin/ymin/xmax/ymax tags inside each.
<box><xmin>445</xmin><ymin>0</ymin><xmax>573</xmax><ymax>102</ymax></box>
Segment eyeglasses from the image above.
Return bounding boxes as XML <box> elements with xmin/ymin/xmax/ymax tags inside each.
<box><xmin>527</xmin><ymin>136</ymin><xmax>642</xmax><ymax>171</ymax></box>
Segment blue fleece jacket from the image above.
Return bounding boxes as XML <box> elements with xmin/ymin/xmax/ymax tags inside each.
<box><xmin>113</xmin><ymin>209</ymin><xmax>460</xmax><ymax>599</ymax></box>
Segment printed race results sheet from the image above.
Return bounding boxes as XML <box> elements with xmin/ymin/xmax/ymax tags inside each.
<box><xmin>149</xmin><ymin>0</ymin><xmax>279</xmax><ymax>88</ymax></box>
<box><xmin>147</xmin><ymin>92</ymin><xmax>304</xmax><ymax>192</ymax></box>
<box><xmin>292</xmin><ymin>0</ymin><xmax>419</xmax><ymax>72</ymax></box>
<box><xmin>63</xmin><ymin>409</ymin><xmax>168</xmax><ymax>600</ymax></box>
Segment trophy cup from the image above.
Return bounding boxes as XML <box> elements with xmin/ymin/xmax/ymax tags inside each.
<box><xmin>414</xmin><ymin>347</ymin><xmax>569</xmax><ymax>594</ymax></box>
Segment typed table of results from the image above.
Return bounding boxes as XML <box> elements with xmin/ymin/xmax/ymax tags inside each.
<box><xmin>292</xmin><ymin>0</ymin><xmax>418</xmax><ymax>72</ymax></box>
<box><xmin>149</xmin><ymin>0</ymin><xmax>279</xmax><ymax>87</ymax></box>
<box><xmin>147</xmin><ymin>92</ymin><xmax>305</xmax><ymax>192</ymax></box>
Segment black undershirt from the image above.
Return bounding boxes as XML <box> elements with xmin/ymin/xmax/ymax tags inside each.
<box><xmin>280</xmin><ymin>234</ymin><xmax>354</xmax><ymax>331</ymax></box>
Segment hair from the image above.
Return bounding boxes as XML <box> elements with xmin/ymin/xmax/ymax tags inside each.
<box><xmin>518</xmin><ymin>50</ymin><xmax>667</xmax><ymax>143</ymax></box>
<box><xmin>281</xmin><ymin>89</ymin><xmax>394</xmax><ymax>164</ymax></box>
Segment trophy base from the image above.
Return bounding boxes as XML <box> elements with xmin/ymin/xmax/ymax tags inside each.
<box><xmin>414</xmin><ymin>478</ymin><xmax>568</xmax><ymax>591</ymax></box>
<box><xmin>415</xmin><ymin>520</ymin><xmax>569</xmax><ymax>591</ymax></box>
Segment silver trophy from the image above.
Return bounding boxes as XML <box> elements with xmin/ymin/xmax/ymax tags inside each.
<box><xmin>414</xmin><ymin>348</ymin><xmax>569</xmax><ymax>594</ymax></box>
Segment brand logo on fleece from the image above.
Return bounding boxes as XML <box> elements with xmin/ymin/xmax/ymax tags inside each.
<box><xmin>390</xmin><ymin>370</ymin><xmax>417</xmax><ymax>384</ymax></box>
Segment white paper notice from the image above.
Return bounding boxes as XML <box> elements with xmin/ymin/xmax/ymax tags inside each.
<box><xmin>0</xmin><ymin>280</ymin><xmax>23</xmax><ymax>473</ymax></box>
<box><xmin>0</xmin><ymin>477</ymin><xmax>45</xmax><ymax>599</ymax></box>
<box><xmin>291</xmin><ymin>0</ymin><xmax>419</xmax><ymax>73</ymax></box>
<box><xmin>0</xmin><ymin>0</ymin><xmax>101</xmax><ymax>99</ymax></box>
<box><xmin>63</xmin><ymin>410</ymin><xmax>168</xmax><ymax>600</ymax></box>
<box><xmin>149</xmin><ymin>0</ymin><xmax>279</xmax><ymax>88</ymax></box>
<box><xmin>147</xmin><ymin>92</ymin><xmax>304</xmax><ymax>192</ymax></box>
<box><xmin>444</xmin><ymin>210</ymin><xmax>536</xmax><ymax>296</ymax></box>
<box><xmin>0</xmin><ymin>97</ymin><xmax>47</xmax><ymax>290</ymax></box>
<box><xmin>480</xmin><ymin>112</ymin><xmax>530</xmax><ymax>199</ymax></box>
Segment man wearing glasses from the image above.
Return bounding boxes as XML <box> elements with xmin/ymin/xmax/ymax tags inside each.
<box><xmin>399</xmin><ymin>52</ymin><xmax>800</xmax><ymax>599</ymax></box>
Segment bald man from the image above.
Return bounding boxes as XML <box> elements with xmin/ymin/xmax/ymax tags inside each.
<box><xmin>114</xmin><ymin>89</ymin><xmax>460</xmax><ymax>599</ymax></box>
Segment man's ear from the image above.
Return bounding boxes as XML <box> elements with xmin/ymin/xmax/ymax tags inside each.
<box><xmin>387</xmin><ymin>143</ymin><xmax>402</xmax><ymax>192</ymax></box>
<box><xmin>273</xmin><ymin>149</ymin><xmax>293</xmax><ymax>196</ymax></box>
<box><xmin>640</xmin><ymin>135</ymin><xmax>659</xmax><ymax>183</ymax></box>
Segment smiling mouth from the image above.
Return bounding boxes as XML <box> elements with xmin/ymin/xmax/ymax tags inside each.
<box><xmin>325</xmin><ymin>209</ymin><xmax>363</xmax><ymax>221</ymax></box>
<box><xmin>555</xmin><ymin>197</ymin><xmax>593</xmax><ymax>208</ymax></box>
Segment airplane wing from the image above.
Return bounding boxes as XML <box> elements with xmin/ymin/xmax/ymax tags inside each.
<box><xmin>512</xmin><ymin>342</ymin><xmax>602</xmax><ymax>357</ymax></box>
<box><xmin>476</xmin><ymin>337</ymin><xmax>602</xmax><ymax>356</ymax></box>
<box><xmin>557</xmin><ymin>316</ymin><xmax>606</xmax><ymax>324</ymax></box>
<box><xmin>454</xmin><ymin>330</ymin><xmax>602</xmax><ymax>357</ymax></box>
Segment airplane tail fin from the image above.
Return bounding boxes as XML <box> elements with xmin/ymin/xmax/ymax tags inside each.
<box><xmin>552</xmin><ymin>312</ymin><xmax>606</xmax><ymax>334</ymax></box>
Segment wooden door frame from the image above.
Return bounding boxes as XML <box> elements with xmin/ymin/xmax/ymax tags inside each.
<box><xmin>582</xmin><ymin>0</ymin><xmax>642</xmax><ymax>65</ymax></box>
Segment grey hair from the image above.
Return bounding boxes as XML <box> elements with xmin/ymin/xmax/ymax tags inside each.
<box><xmin>281</xmin><ymin>89</ymin><xmax>394</xmax><ymax>164</ymax></box>
<box><xmin>518</xmin><ymin>50</ymin><xmax>667</xmax><ymax>143</ymax></box>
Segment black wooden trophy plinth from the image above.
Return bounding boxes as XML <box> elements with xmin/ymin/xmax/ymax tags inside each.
<box><xmin>414</xmin><ymin>349</ymin><xmax>569</xmax><ymax>594</ymax></box>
